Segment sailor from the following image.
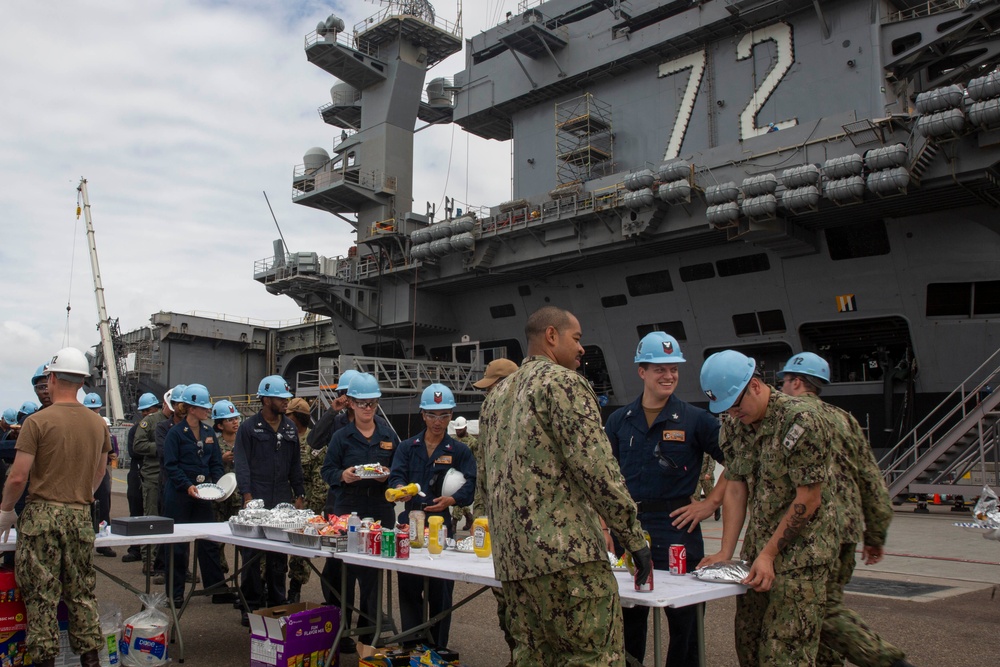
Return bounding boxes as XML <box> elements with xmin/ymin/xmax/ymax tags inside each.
<box><xmin>777</xmin><ymin>352</ymin><xmax>915</xmax><ymax>667</ymax></box>
<box><xmin>16</xmin><ymin>401</ymin><xmax>39</xmax><ymax>425</ymax></box>
<box><xmin>477</xmin><ymin>306</ymin><xmax>650</xmax><ymax>666</ymax></box>
<box><xmin>211</xmin><ymin>399</ymin><xmax>242</xmax><ymax>575</ymax></box>
<box><xmin>699</xmin><ymin>350</ymin><xmax>838</xmax><ymax>667</ymax></box>
<box><xmin>161</xmin><ymin>383</ymin><xmax>232</xmax><ymax>606</ymax></box>
<box><xmin>388</xmin><ymin>383</ymin><xmax>476</xmax><ymax>650</ymax></box>
<box><xmin>155</xmin><ymin>386</ymin><xmax>189</xmax><ymax>514</ymax></box>
<box><xmin>471</xmin><ymin>357</ymin><xmax>519</xmax><ymax>664</ymax></box>
<box><xmin>604</xmin><ymin>331</ymin><xmax>728</xmax><ymax>666</ymax></box>
<box><xmin>122</xmin><ymin>393</ymin><xmax>162</xmax><ymax>563</ymax></box>
<box><xmin>286</xmin><ymin>396</ymin><xmax>322</xmax><ymax>603</ymax></box>
<box><xmin>322</xmin><ymin>373</ymin><xmax>398</xmax><ymax>649</ymax></box>
<box><xmin>0</xmin><ymin>347</ymin><xmax>109</xmax><ymax>667</ymax></box>
<box><xmin>132</xmin><ymin>388</ymin><xmax>174</xmax><ymax>577</ymax></box>
<box><xmin>84</xmin><ymin>393</ymin><xmax>117</xmax><ymax>557</ymax></box>
<box><xmin>306</xmin><ymin>368</ymin><xmax>358</xmax><ymax>453</ymax></box>
<box><xmin>233</xmin><ymin>374</ymin><xmax>305</xmax><ymax>626</ymax></box>
<box><xmin>448</xmin><ymin>416</ymin><xmax>476</xmax><ymax>531</ymax></box>
<box><xmin>31</xmin><ymin>363</ymin><xmax>53</xmax><ymax>410</ymax></box>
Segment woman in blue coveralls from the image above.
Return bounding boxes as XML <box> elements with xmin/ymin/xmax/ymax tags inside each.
<box><xmin>387</xmin><ymin>383</ymin><xmax>476</xmax><ymax>650</ymax></box>
<box><xmin>604</xmin><ymin>332</ymin><xmax>728</xmax><ymax>667</ymax></box>
<box><xmin>162</xmin><ymin>383</ymin><xmax>231</xmax><ymax>606</ymax></box>
<box><xmin>321</xmin><ymin>373</ymin><xmax>398</xmax><ymax>648</ymax></box>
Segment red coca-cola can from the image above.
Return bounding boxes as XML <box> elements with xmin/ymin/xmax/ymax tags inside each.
<box><xmin>634</xmin><ymin>560</ymin><xmax>654</xmax><ymax>592</ymax></box>
<box><xmin>669</xmin><ymin>544</ymin><xmax>687</xmax><ymax>575</ymax></box>
<box><xmin>368</xmin><ymin>527</ymin><xmax>382</xmax><ymax>556</ymax></box>
<box><xmin>396</xmin><ymin>529</ymin><xmax>410</xmax><ymax>559</ymax></box>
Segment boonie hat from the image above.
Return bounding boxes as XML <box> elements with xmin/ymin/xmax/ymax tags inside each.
<box><xmin>286</xmin><ymin>397</ymin><xmax>311</xmax><ymax>415</ymax></box>
<box><xmin>473</xmin><ymin>358</ymin><xmax>518</xmax><ymax>389</ymax></box>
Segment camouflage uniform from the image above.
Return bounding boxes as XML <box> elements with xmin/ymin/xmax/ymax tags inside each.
<box><xmin>133</xmin><ymin>410</ymin><xmax>167</xmax><ymax>565</ymax></box>
<box><xmin>290</xmin><ymin>429</ymin><xmax>325</xmax><ymax>587</ymax></box>
<box><xmin>214</xmin><ymin>433</ymin><xmax>242</xmax><ymax>574</ymax></box>
<box><xmin>478</xmin><ymin>355</ymin><xmax>646</xmax><ymax>666</ymax></box>
<box><xmin>451</xmin><ymin>432</ymin><xmax>477</xmax><ymax>525</ymax></box>
<box><xmin>799</xmin><ymin>395</ymin><xmax>903</xmax><ymax>667</ymax></box>
<box><xmin>17</xmin><ymin>503</ymin><xmax>102</xmax><ymax>659</ymax></box>
<box><xmin>721</xmin><ymin>389</ymin><xmax>839</xmax><ymax>667</ymax></box>
<box><xmin>697</xmin><ymin>453</ymin><xmax>716</xmax><ymax>498</ymax></box>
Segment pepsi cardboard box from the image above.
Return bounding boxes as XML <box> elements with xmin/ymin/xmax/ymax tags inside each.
<box><xmin>249</xmin><ymin>602</ymin><xmax>340</xmax><ymax>667</ymax></box>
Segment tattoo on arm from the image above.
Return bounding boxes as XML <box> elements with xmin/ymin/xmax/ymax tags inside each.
<box><xmin>777</xmin><ymin>503</ymin><xmax>810</xmax><ymax>552</ymax></box>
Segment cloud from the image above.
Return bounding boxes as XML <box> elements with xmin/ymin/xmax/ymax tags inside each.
<box><xmin>0</xmin><ymin>0</ymin><xmax>514</xmax><ymax>411</ymax></box>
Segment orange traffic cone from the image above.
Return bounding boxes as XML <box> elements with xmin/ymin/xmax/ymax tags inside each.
<box><xmin>933</xmin><ymin>493</ymin><xmax>942</xmax><ymax>505</ymax></box>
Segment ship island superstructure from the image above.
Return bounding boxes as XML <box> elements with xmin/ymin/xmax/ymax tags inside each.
<box><xmin>254</xmin><ymin>0</ymin><xmax>1000</xmax><ymax>498</ymax></box>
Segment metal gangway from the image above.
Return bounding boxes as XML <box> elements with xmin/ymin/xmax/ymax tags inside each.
<box><xmin>879</xmin><ymin>347</ymin><xmax>1000</xmax><ymax>500</ymax></box>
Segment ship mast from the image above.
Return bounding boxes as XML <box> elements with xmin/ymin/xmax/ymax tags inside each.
<box><xmin>77</xmin><ymin>178</ymin><xmax>124</xmax><ymax>422</ymax></box>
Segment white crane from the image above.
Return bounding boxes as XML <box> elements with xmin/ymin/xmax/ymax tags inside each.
<box><xmin>77</xmin><ymin>178</ymin><xmax>124</xmax><ymax>422</ymax></box>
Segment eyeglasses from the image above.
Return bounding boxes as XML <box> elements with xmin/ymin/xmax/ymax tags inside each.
<box><xmin>352</xmin><ymin>400</ymin><xmax>378</xmax><ymax>409</ymax></box>
<box><xmin>728</xmin><ymin>382</ymin><xmax>752</xmax><ymax>413</ymax></box>
<box><xmin>423</xmin><ymin>412</ymin><xmax>452</xmax><ymax>422</ymax></box>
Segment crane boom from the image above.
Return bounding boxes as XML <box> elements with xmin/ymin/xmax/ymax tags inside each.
<box><xmin>77</xmin><ymin>178</ymin><xmax>124</xmax><ymax>422</ymax></box>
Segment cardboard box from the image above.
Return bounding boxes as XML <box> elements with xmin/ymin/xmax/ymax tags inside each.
<box><xmin>0</xmin><ymin>568</ymin><xmax>26</xmax><ymax>633</ymax></box>
<box><xmin>0</xmin><ymin>569</ymin><xmax>77</xmax><ymax>667</ymax></box>
<box><xmin>249</xmin><ymin>602</ymin><xmax>340</xmax><ymax>667</ymax></box>
<box><xmin>110</xmin><ymin>516</ymin><xmax>174</xmax><ymax>536</ymax></box>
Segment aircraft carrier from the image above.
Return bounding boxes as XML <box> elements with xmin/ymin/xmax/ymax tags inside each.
<box><xmin>253</xmin><ymin>0</ymin><xmax>1000</xmax><ymax>495</ymax></box>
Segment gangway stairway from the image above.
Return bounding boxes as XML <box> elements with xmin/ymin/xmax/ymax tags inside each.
<box><xmin>879</xmin><ymin>347</ymin><xmax>1000</xmax><ymax>500</ymax></box>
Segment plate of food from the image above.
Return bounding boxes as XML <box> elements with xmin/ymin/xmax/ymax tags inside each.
<box><xmin>195</xmin><ymin>483</ymin><xmax>225</xmax><ymax>501</ymax></box>
<box><xmin>354</xmin><ymin>463</ymin><xmax>390</xmax><ymax>479</ymax></box>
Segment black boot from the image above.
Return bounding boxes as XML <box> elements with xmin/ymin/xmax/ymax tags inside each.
<box><xmin>288</xmin><ymin>580</ymin><xmax>301</xmax><ymax>603</ymax></box>
<box><xmin>80</xmin><ymin>649</ymin><xmax>101</xmax><ymax>667</ymax></box>
<box><xmin>33</xmin><ymin>658</ymin><xmax>55</xmax><ymax>667</ymax></box>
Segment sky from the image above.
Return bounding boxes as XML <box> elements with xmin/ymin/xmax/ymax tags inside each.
<box><xmin>0</xmin><ymin>0</ymin><xmax>517</xmax><ymax>411</ymax></box>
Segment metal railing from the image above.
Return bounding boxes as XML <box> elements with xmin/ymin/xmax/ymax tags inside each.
<box><xmin>345</xmin><ymin>355</ymin><xmax>483</xmax><ymax>397</ymax></box>
<box><xmin>304</xmin><ymin>28</ymin><xmax>380</xmax><ymax>59</ymax></box>
<box><xmin>292</xmin><ymin>159</ymin><xmax>390</xmax><ymax>198</ymax></box>
<box><xmin>878</xmin><ymin>346</ymin><xmax>1000</xmax><ymax>490</ymax></box>
<box><xmin>883</xmin><ymin>0</ymin><xmax>966</xmax><ymax>24</ymax></box>
<box><xmin>355</xmin><ymin>1</ymin><xmax>463</xmax><ymax>40</ymax></box>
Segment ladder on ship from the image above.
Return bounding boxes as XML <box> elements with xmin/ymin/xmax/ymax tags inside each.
<box><xmin>878</xmin><ymin>347</ymin><xmax>1000</xmax><ymax>501</ymax></box>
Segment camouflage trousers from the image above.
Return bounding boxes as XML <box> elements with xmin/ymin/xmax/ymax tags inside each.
<box><xmin>735</xmin><ymin>564</ymin><xmax>830</xmax><ymax>667</ymax></box>
<box><xmin>288</xmin><ymin>555</ymin><xmax>312</xmax><ymax>586</ymax></box>
<box><xmin>15</xmin><ymin>502</ymin><xmax>102</xmax><ymax>660</ymax></box>
<box><xmin>818</xmin><ymin>543</ymin><xmax>906</xmax><ymax>667</ymax></box>
<box><xmin>697</xmin><ymin>455</ymin><xmax>715</xmax><ymax>498</ymax></box>
<box><xmin>505</xmin><ymin>560</ymin><xmax>625</xmax><ymax>666</ymax></box>
<box><xmin>141</xmin><ymin>470</ymin><xmax>160</xmax><ymax>562</ymax></box>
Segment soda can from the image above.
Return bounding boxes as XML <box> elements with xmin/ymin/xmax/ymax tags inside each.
<box><xmin>381</xmin><ymin>528</ymin><xmax>396</xmax><ymax>558</ymax></box>
<box><xmin>368</xmin><ymin>527</ymin><xmax>382</xmax><ymax>556</ymax></box>
<box><xmin>634</xmin><ymin>557</ymin><xmax>654</xmax><ymax>592</ymax></box>
<box><xmin>358</xmin><ymin>528</ymin><xmax>369</xmax><ymax>554</ymax></box>
<box><xmin>396</xmin><ymin>528</ymin><xmax>410</xmax><ymax>559</ymax></box>
<box><xmin>669</xmin><ymin>544</ymin><xmax>687</xmax><ymax>575</ymax></box>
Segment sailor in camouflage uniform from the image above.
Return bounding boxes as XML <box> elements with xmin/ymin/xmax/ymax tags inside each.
<box><xmin>133</xmin><ymin>390</ymin><xmax>172</xmax><ymax>574</ymax></box>
<box><xmin>478</xmin><ymin>307</ymin><xmax>651</xmax><ymax>666</ymax></box>
<box><xmin>0</xmin><ymin>348</ymin><xmax>108</xmax><ymax>667</ymax></box>
<box><xmin>286</xmin><ymin>397</ymin><xmax>324</xmax><ymax>602</ymax></box>
<box><xmin>778</xmin><ymin>352</ymin><xmax>914</xmax><ymax>667</ymax></box>
<box><xmin>700</xmin><ymin>350</ymin><xmax>838</xmax><ymax>667</ymax></box>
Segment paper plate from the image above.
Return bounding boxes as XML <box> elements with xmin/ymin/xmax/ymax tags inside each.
<box><xmin>196</xmin><ymin>483</ymin><xmax>224</xmax><ymax>501</ymax></box>
<box><xmin>217</xmin><ymin>472</ymin><xmax>238</xmax><ymax>501</ymax></box>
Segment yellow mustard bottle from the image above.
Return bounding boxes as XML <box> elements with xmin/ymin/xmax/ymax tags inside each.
<box><xmin>385</xmin><ymin>482</ymin><xmax>421</xmax><ymax>503</ymax></box>
<box><xmin>427</xmin><ymin>516</ymin><xmax>444</xmax><ymax>554</ymax></box>
<box><xmin>472</xmin><ymin>517</ymin><xmax>491</xmax><ymax>558</ymax></box>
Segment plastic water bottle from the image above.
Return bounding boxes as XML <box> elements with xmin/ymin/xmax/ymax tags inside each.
<box><xmin>346</xmin><ymin>512</ymin><xmax>361</xmax><ymax>553</ymax></box>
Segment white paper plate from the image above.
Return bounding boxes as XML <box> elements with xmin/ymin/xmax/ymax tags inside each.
<box><xmin>217</xmin><ymin>472</ymin><xmax>238</xmax><ymax>500</ymax></box>
<box><xmin>196</xmin><ymin>483</ymin><xmax>224</xmax><ymax>500</ymax></box>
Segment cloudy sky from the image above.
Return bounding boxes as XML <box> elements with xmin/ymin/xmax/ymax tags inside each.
<box><xmin>0</xmin><ymin>0</ymin><xmax>516</xmax><ymax>411</ymax></box>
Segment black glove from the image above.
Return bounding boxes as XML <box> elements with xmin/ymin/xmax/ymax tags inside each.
<box><xmin>631</xmin><ymin>546</ymin><xmax>652</xmax><ymax>589</ymax></box>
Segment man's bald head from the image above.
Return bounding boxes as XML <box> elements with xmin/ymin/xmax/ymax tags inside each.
<box><xmin>525</xmin><ymin>306</ymin><xmax>573</xmax><ymax>343</ymax></box>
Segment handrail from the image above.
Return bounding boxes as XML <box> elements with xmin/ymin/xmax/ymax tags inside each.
<box><xmin>879</xmin><ymin>346</ymin><xmax>1000</xmax><ymax>485</ymax></box>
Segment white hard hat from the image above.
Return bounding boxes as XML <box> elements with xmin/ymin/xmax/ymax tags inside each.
<box><xmin>441</xmin><ymin>468</ymin><xmax>467</xmax><ymax>498</ymax></box>
<box><xmin>452</xmin><ymin>416</ymin><xmax>467</xmax><ymax>430</ymax></box>
<box><xmin>45</xmin><ymin>347</ymin><xmax>90</xmax><ymax>377</ymax></box>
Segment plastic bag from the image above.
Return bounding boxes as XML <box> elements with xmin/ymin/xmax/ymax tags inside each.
<box><xmin>98</xmin><ymin>601</ymin><xmax>122</xmax><ymax>667</ymax></box>
<box><xmin>119</xmin><ymin>593</ymin><xmax>171</xmax><ymax>666</ymax></box>
<box><xmin>972</xmin><ymin>486</ymin><xmax>1000</xmax><ymax>529</ymax></box>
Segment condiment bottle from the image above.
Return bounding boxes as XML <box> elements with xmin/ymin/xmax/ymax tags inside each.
<box><xmin>385</xmin><ymin>482</ymin><xmax>421</xmax><ymax>503</ymax></box>
<box><xmin>427</xmin><ymin>516</ymin><xmax>444</xmax><ymax>554</ymax></box>
<box><xmin>472</xmin><ymin>517</ymin><xmax>491</xmax><ymax>558</ymax></box>
<box><xmin>409</xmin><ymin>510</ymin><xmax>426</xmax><ymax>548</ymax></box>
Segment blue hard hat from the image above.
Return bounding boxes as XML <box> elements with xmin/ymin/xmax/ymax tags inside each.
<box><xmin>17</xmin><ymin>401</ymin><xmax>39</xmax><ymax>423</ymax></box>
<box><xmin>347</xmin><ymin>373</ymin><xmax>381</xmax><ymax>400</ymax></box>
<box><xmin>634</xmin><ymin>332</ymin><xmax>686</xmax><ymax>364</ymax></box>
<box><xmin>2</xmin><ymin>409</ymin><xmax>17</xmax><ymax>426</ymax></box>
<box><xmin>180</xmin><ymin>383</ymin><xmax>213</xmax><ymax>409</ymax></box>
<box><xmin>776</xmin><ymin>352</ymin><xmax>831</xmax><ymax>384</ymax></box>
<box><xmin>137</xmin><ymin>392</ymin><xmax>161</xmax><ymax>411</ymax></box>
<box><xmin>32</xmin><ymin>363</ymin><xmax>48</xmax><ymax>386</ymax></box>
<box><xmin>169</xmin><ymin>385</ymin><xmax>188</xmax><ymax>405</ymax></box>
<box><xmin>420</xmin><ymin>383</ymin><xmax>456</xmax><ymax>410</ymax></box>
<box><xmin>700</xmin><ymin>350</ymin><xmax>756</xmax><ymax>414</ymax></box>
<box><xmin>83</xmin><ymin>393</ymin><xmax>103</xmax><ymax>409</ymax></box>
<box><xmin>336</xmin><ymin>369</ymin><xmax>360</xmax><ymax>394</ymax></box>
<box><xmin>258</xmin><ymin>375</ymin><xmax>293</xmax><ymax>398</ymax></box>
<box><xmin>212</xmin><ymin>399</ymin><xmax>240</xmax><ymax>421</ymax></box>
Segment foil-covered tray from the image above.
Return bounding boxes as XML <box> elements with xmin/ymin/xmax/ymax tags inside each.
<box><xmin>228</xmin><ymin>520</ymin><xmax>264</xmax><ymax>539</ymax></box>
<box><xmin>692</xmin><ymin>559</ymin><xmax>750</xmax><ymax>584</ymax></box>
